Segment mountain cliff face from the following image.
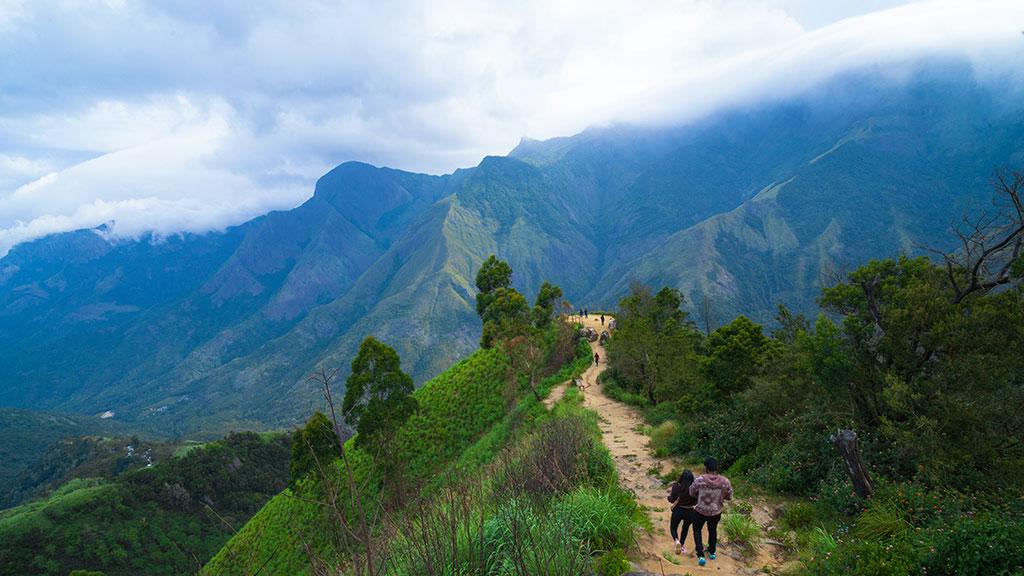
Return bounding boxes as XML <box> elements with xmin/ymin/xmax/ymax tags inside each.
<box><xmin>2</xmin><ymin>64</ymin><xmax>1021</xmax><ymax>436</ymax></box>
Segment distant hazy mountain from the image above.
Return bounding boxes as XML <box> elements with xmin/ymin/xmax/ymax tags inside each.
<box><xmin>2</xmin><ymin>62</ymin><xmax>1021</xmax><ymax>436</ymax></box>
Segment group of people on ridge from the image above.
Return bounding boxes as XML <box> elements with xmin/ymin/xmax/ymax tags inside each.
<box><xmin>667</xmin><ymin>457</ymin><xmax>733</xmax><ymax>567</ymax></box>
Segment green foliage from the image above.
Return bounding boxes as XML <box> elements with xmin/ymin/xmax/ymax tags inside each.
<box><xmin>605</xmin><ymin>284</ymin><xmax>703</xmax><ymax>404</ymax></box>
<box><xmin>0</xmin><ymin>432</ymin><xmax>291</xmax><ymax>576</ymax></box>
<box><xmin>648</xmin><ymin>420</ymin><xmax>678</xmax><ymax>453</ymax></box>
<box><xmin>481</xmin><ymin>287</ymin><xmax>531</xmax><ymax>348</ymax></box>
<box><xmin>475</xmin><ymin>254</ymin><xmax>513</xmax><ymax>317</ymax></box>
<box><xmin>702</xmin><ymin>315</ymin><xmax>777</xmax><ymax>396</ymax></box>
<box><xmin>721</xmin><ymin>513</ymin><xmax>761</xmax><ymax>553</ymax></box>
<box><xmin>779</xmin><ymin>502</ymin><xmax>817</xmax><ymax>531</ymax></box>
<box><xmin>551</xmin><ymin>487</ymin><xmax>639</xmax><ymax>551</ymax></box>
<box><xmin>924</xmin><ymin>514</ymin><xmax>1024</xmax><ymax>576</ymax></box>
<box><xmin>533</xmin><ymin>281</ymin><xmax>564</xmax><ymax>328</ymax></box>
<box><xmin>594</xmin><ymin>549</ymin><xmax>631</xmax><ymax>576</ymax></box>
<box><xmin>343</xmin><ymin>336</ymin><xmax>418</xmax><ymax>449</ymax></box>
<box><xmin>289</xmin><ymin>411</ymin><xmax>338</xmax><ymax>486</ymax></box>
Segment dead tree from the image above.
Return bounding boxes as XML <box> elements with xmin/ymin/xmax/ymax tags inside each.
<box><xmin>929</xmin><ymin>169</ymin><xmax>1024</xmax><ymax>304</ymax></box>
<box><xmin>830</xmin><ymin>429</ymin><xmax>874</xmax><ymax>498</ymax></box>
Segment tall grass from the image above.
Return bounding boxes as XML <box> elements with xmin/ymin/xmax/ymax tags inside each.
<box><xmin>721</xmin><ymin>513</ymin><xmax>761</xmax><ymax>555</ymax></box>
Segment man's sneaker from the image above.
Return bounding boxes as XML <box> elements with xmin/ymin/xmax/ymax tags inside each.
<box><xmin>709</xmin><ymin>553</ymin><xmax>717</xmax><ymax>560</ymax></box>
<box><xmin>698</xmin><ymin>557</ymin><xmax>706</xmax><ymax>566</ymax></box>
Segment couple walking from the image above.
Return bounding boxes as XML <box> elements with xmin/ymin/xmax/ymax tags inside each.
<box><xmin>666</xmin><ymin>457</ymin><xmax>733</xmax><ymax>567</ymax></box>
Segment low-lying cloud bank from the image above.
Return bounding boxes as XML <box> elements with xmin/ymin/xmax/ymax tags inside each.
<box><xmin>0</xmin><ymin>0</ymin><xmax>1021</xmax><ymax>255</ymax></box>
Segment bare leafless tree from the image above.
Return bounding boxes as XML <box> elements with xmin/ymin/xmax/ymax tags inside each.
<box><xmin>927</xmin><ymin>169</ymin><xmax>1024</xmax><ymax>304</ymax></box>
<box><xmin>697</xmin><ymin>291</ymin><xmax>715</xmax><ymax>338</ymax></box>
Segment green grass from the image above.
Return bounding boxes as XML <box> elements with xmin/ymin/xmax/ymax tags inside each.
<box><xmin>721</xmin><ymin>513</ymin><xmax>761</xmax><ymax>554</ymax></box>
<box><xmin>204</xmin><ymin>346</ymin><xmax>515</xmax><ymax>575</ymax></box>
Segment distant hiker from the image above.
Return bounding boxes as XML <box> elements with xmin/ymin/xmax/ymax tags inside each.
<box><xmin>578</xmin><ymin>308</ymin><xmax>583</xmax><ymax>319</ymax></box>
<box><xmin>600</xmin><ymin>314</ymin><xmax>605</xmax><ymax>326</ymax></box>
<box><xmin>584</xmin><ymin>307</ymin><xmax>589</xmax><ymax>318</ymax></box>
<box><xmin>689</xmin><ymin>457</ymin><xmax>733</xmax><ymax>566</ymax></box>
<box><xmin>667</xmin><ymin>469</ymin><xmax>698</xmax><ymax>555</ymax></box>
<box><xmin>593</xmin><ymin>352</ymin><xmax>600</xmax><ymax>365</ymax></box>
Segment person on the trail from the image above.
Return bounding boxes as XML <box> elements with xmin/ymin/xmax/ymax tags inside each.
<box><xmin>584</xmin><ymin>307</ymin><xmax>588</xmax><ymax>318</ymax></box>
<box><xmin>689</xmin><ymin>457</ymin><xmax>732</xmax><ymax>566</ymax></box>
<box><xmin>667</xmin><ymin>469</ymin><xmax>698</xmax><ymax>555</ymax></box>
<box><xmin>600</xmin><ymin>314</ymin><xmax>605</xmax><ymax>326</ymax></box>
<box><xmin>593</xmin><ymin>352</ymin><xmax>600</xmax><ymax>365</ymax></box>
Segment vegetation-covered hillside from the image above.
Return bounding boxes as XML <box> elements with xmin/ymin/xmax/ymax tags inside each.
<box><xmin>203</xmin><ymin>264</ymin><xmax>645</xmax><ymax>575</ymax></box>
<box><xmin>2</xmin><ymin>65</ymin><xmax>1021</xmax><ymax>442</ymax></box>
<box><xmin>602</xmin><ymin>173</ymin><xmax>1024</xmax><ymax>574</ymax></box>
<box><xmin>0</xmin><ymin>432</ymin><xmax>291</xmax><ymax>576</ymax></box>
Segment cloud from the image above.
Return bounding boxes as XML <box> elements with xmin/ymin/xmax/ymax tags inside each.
<box><xmin>0</xmin><ymin>0</ymin><xmax>1021</xmax><ymax>255</ymax></box>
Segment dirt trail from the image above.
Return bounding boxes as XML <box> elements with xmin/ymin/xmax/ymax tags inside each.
<box><xmin>555</xmin><ymin>315</ymin><xmax>778</xmax><ymax>576</ymax></box>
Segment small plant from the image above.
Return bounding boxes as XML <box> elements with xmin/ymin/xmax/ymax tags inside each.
<box><xmin>805</xmin><ymin>526</ymin><xmax>837</xmax><ymax>557</ymax></box>
<box><xmin>779</xmin><ymin>501</ymin><xmax>817</xmax><ymax>531</ymax></box>
<box><xmin>852</xmin><ymin>502</ymin><xmax>910</xmax><ymax>542</ymax></box>
<box><xmin>721</xmin><ymin>513</ymin><xmax>761</xmax><ymax>554</ymax></box>
<box><xmin>595</xmin><ymin>548</ymin><xmax>631</xmax><ymax>576</ymax></box>
<box><xmin>649</xmin><ymin>420</ymin><xmax>679</xmax><ymax>451</ymax></box>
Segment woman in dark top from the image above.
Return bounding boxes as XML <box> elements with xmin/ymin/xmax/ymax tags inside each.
<box><xmin>667</xmin><ymin>469</ymin><xmax>698</xmax><ymax>554</ymax></box>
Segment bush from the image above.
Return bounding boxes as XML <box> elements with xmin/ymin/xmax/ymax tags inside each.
<box><xmin>648</xmin><ymin>420</ymin><xmax>678</xmax><ymax>453</ymax></box>
<box><xmin>924</xmin><ymin>514</ymin><xmax>1024</xmax><ymax>576</ymax></box>
<box><xmin>720</xmin><ymin>513</ymin><xmax>760</xmax><ymax>554</ymax></box>
<box><xmin>594</xmin><ymin>548</ymin><xmax>631</xmax><ymax>576</ymax></box>
<box><xmin>804</xmin><ymin>536</ymin><xmax>922</xmax><ymax>576</ymax></box>
<box><xmin>853</xmin><ymin>502</ymin><xmax>911</xmax><ymax>542</ymax></box>
<box><xmin>779</xmin><ymin>502</ymin><xmax>817</xmax><ymax>531</ymax></box>
<box><xmin>551</xmin><ymin>487</ymin><xmax>638</xmax><ymax>552</ymax></box>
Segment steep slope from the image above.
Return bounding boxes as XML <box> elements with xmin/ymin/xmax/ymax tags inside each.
<box><xmin>593</xmin><ymin>77</ymin><xmax>1024</xmax><ymax>322</ymax></box>
<box><xmin>1</xmin><ymin>62</ymin><xmax>1021</xmax><ymax>437</ymax></box>
<box><xmin>0</xmin><ymin>164</ymin><xmax>448</xmax><ymax>435</ymax></box>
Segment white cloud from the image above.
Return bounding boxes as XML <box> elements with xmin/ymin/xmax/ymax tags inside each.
<box><xmin>0</xmin><ymin>0</ymin><xmax>1021</xmax><ymax>256</ymax></box>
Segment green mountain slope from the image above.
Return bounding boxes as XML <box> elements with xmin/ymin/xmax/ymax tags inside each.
<box><xmin>1</xmin><ymin>63</ymin><xmax>1021</xmax><ymax>439</ymax></box>
<box><xmin>0</xmin><ymin>432</ymin><xmax>291</xmax><ymax>576</ymax></box>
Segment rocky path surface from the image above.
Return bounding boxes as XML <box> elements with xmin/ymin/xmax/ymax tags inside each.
<box><xmin>555</xmin><ymin>315</ymin><xmax>779</xmax><ymax>576</ymax></box>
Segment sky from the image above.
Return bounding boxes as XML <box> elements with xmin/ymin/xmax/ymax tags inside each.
<box><xmin>1</xmin><ymin>0</ymin><xmax>1022</xmax><ymax>255</ymax></box>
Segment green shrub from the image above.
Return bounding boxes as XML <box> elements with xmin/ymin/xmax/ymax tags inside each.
<box><xmin>721</xmin><ymin>513</ymin><xmax>760</xmax><ymax>553</ymax></box>
<box><xmin>805</xmin><ymin>526</ymin><xmax>837</xmax><ymax>557</ymax></box>
<box><xmin>853</xmin><ymin>502</ymin><xmax>911</xmax><ymax>542</ymax></box>
<box><xmin>805</xmin><ymin>536</ymin><xmax>922</xmax><ymax>576</ymax></box>
<box><xmin>648</xmin><ymin>420</ymin><xmax>678</xmax><ymax>453</ymax></box>
<box><xmin>924</xmin><ymin>514</ymin><xmax>1024</xmax><ymax>576</ymax></box>
<box><xmin>594</xmin><ymin>548</ymin><xmax>631</xmax><ymax>576</ymax></box>
<box><xmin>551</xmin><ymin>487</ymin><xmax>638</xmax><ymax>551</ymax></box>
<box><xmin>780</xmin><ymin>502</ymin><xmax>817</xmax><ymax>531</ymax></box>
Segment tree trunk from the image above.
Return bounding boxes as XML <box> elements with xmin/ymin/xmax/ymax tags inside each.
<box><xmin>831</xmin><ymin>429</ymin><xmax>873</xmax><ymax>498</ymax></box>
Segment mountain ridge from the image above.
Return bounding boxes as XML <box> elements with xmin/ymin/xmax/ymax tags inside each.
<box><xmin>1</xmin><ymin>62</ymin><xmax>1022</xmax><ymax>436</ymax></box>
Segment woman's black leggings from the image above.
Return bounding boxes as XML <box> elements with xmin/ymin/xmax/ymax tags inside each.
<box><xmin>670</xmin><ymin>506</ymin><xmax>696</xmax><ymax>542</ymax></box>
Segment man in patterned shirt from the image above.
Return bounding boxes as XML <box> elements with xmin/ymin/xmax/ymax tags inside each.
<box><xmin>688</xmin><ymin>456</ymin><xmax>733</xmax><ymax>566</ymax></box>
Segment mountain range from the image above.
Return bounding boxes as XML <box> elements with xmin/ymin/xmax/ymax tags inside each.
<box><xmin>1</xmin><ymin>61</ymin><xmax>1022</xmax><ymax>437</ymax></box>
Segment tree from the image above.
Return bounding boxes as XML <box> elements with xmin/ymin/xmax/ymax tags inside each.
<box><xmin>342</xmin><ymin>337</ymin><xmax>418</xmax><ymax>449</ymax></box>
<box><xmin>607</xmin><ymin>283</ymin><xmax>703</xmax><ymax>404</ymax></box>
<box><xmin>475</xmin><ymin>255</ymin><xmax>513</xmax><ymax>317</ymax></box>
<box><xmin>927</xmin><ymin>169</ymin><xmax>1023</xmax><ymax>304</ymax></box>
<box><xmin>533</xmin><ymin>281</ymin><xmax>563</xmax><ymax>328</ymax></box>
<box><xmin>289</xmin><ymin>411</ymin><xmax>339</xmax><ymax>486</ymax></box>
<box><xmin>702</xmin><ymin>315</ymin><xmax>776</xmax><ymax>396</ymax></box>
<box><xmin>504</xmin><ymin>334</ymin><xmax>546</xmax><ymax>402</ymax></box>
<box><xmin>480</xmin><ymin>287</ymin><xmax>530</xmax><ymax>348</ymax></box>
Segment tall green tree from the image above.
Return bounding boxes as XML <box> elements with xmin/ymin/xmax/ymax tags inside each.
<box><xmin>533</xmin><ymin>281</ymin><xmax>563</xmax><ymax>328</ymax></box>
<box><xmin>475</xmin><ymin>255</ymin><xmax>513</xmax><ymax>318</ymax></box>
<box><xmin>289</xmin><ymin>411</ymin><xmax>339</xmax><ymax>486</ymax></box>
<box><xmin>702</xmin><ymin>315</ymin><xmax>777</xmax><ymax>397</ymax></box>
<box><xmin>607</xmin><ymin>283</ymin><xmax>703</xmax><ymax>404</ymax></box>
<box><xmin>342</xmin><ymin>337</ymin><xmax>418</xmax><ymax>449</ymax></box>
<box><xmin>480</xmin><ymin>286</ymin><xmax>530</xmax><ymax>348</ymax></box>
